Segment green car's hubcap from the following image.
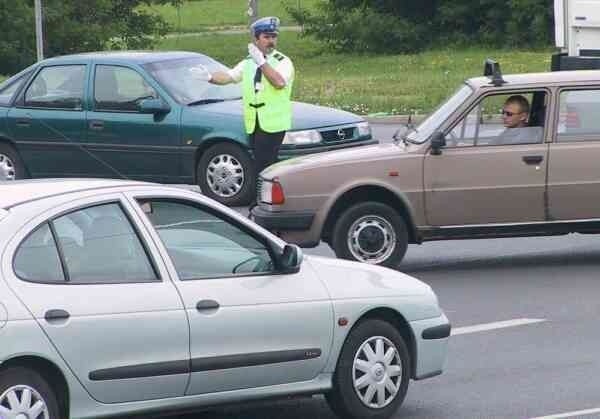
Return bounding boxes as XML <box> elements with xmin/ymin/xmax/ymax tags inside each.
<box><xmin>0</xmin><ymin>153</ymin><xmax>16</xmax><ymax>181</ymax></box>
<box><xmin>0</xmin><ymin>385</ymin><xmax>49</xmax><ymax>419</ymax></box>
<box><xmin>206</xmin><ymin>154</ymin><xmax>245</xmax><ymax>198</ymax></box>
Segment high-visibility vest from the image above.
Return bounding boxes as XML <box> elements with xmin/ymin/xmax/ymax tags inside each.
<box><xmin>242</xmin><ymin>50</ymin><xmax>293</xmax><ymax>134</ymax></box>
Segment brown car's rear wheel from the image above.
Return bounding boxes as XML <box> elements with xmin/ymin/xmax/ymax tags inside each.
<box><xmin>332</xmin><ymin>202</ymin><xmax>408</xmax><ymax>267</ymax></box>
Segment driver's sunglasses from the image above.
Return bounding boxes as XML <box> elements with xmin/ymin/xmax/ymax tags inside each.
<box><xmin>501</xmin><ymin>110</ymin><xmax>519</xmax><ymax>117</ymax></box>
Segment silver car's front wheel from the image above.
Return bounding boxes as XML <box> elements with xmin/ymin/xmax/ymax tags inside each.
<box><xmin>0</xmin><ymin>385</ymin><xmax>50</xmax><ymax>419</ymax></box>
<box><xmin>0</xmin><ymin>367</ymin><xmax>59</xmax><ymax>419</ymax></box>
<box><xmin>0</xmin><ymin>152</ymin><xmax>16</xmax><ymax>181</ymax></box>
<box><xmin>352</xmin><ymin>336</ymin><xmax>402</xmax><ymax>409</ymax></box>
<box><xmin>326</xmin><ymin>319</ymin><xmax>410</xmax><ymax>419</ymax></box>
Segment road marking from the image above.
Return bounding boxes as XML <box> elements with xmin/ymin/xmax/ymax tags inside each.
<box><xmin>530</xmin><ymin>407</ymin><xmax>600</xmax><ymax>419</ymax></box>
<box><xmin>452</xmin><ymin>318</ymin><xmax>547</xmax><ymax>336</ymax></box>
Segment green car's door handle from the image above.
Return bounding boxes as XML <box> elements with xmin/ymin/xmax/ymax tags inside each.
<box><xmin>89</xmin><ymin>120</ymin><xmax>104</xmax><ymax>131</ymax></box>
<box><xmin>16</xmin><ymin>118</ymin><xmax>31</xmax><ymax>127</ymax></box>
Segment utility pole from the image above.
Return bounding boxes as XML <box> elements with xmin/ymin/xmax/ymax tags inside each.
<box><xmin>34</xmin><ymin>0</ymin><xmax>44</xmax><ymax>61</ymax></box>
<box><xmin>248</xmin><ymin>0</ymin><xmax>258</xmax><ymax>24</ymax></box>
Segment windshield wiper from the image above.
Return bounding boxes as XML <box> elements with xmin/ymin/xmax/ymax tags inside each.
<box><xmin>187</xmin><ymin>97</ymin><xmax>242</xmax><ymax>106</ymax></box>
<box><xmin>187</xmin><ymin>98</ymin><xmax>225</xmax><ymax>106</ymax></box>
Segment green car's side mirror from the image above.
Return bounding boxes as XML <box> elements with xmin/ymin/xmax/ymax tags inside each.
<box><xmin>139</xmin><ymin>98</ymin><xmax>171</xmax><ymax>115</ymax></box>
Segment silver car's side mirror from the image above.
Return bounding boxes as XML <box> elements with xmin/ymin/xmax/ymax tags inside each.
<box><xmin>278</xmin><ymin>244</ymin><xmax>303</xmax><ymax>274</ymax></box>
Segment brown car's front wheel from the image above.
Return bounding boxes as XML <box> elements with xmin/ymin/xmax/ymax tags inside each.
<box><xmin>332</xmin><ymin>202</ymin><xmax>408</xmax><ymax>268</ymax></box>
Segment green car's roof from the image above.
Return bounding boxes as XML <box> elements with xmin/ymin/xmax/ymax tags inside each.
<box><xmin>40</xmin><ymin>51</ymin><xmax>204</xmax><ymax>65</ymax></box>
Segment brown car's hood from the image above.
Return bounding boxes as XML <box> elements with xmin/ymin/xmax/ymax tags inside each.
<box><xmin>263</xmin><ymin>143</ymin><xmax>410</xmax><ymax>179</ymax></box>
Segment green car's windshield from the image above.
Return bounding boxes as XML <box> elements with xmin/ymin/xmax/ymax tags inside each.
<box><xmin>407</xmin><ymin>84</ymin><xmax>474</xmax><ymax>144</ymax></box>
<box><xmin>144</xmin><ymin>57</ymin><xmax>241</xmax><ymax>105</ymax></box>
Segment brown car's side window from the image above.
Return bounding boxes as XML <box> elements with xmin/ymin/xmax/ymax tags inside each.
<box><xmin>557</xmin><ymin>89</ymin><xmax>600</xmax><ymax>142</ymax></box>
<box><xmin>94</xmin><ymin>65</ymin><xmax>158</xmax><ymax>112</ymax></box>
<box><xmin>446</xmin><ymin>92</ymin><xmax>546</xmax><ymax>147</ymax></box>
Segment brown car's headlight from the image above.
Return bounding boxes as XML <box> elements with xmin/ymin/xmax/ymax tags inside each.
<box><xmin>282</xmin><ymin>129</ymin><xmax>322</xmax><ymax>145</ymax></box>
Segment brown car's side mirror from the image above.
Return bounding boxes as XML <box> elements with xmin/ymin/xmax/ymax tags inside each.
<box><xmin>430</xmin><ymin>132</ymin><xmax>446</xmax><ymax>155</ymax></box>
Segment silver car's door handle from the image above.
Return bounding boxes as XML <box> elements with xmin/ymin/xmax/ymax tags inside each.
<box><xmin>44</xmin><ymin>309</ymin><xmax>70</xmax><ymax>322</ymax></box>
<box><xmin>522</xmin><ymin>155</ymin><xmax>543</xmax><ymax>165</ymax></box>
<box><xmin>196</xmin><ymin>300</ymin><xmax>220</xmax><ymax>311</ymax></box>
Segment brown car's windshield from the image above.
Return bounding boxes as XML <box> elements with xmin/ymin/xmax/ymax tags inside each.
<box><xmin>407</xmin><ymin>84</ymin><xmax>474</xmax><ymax>144</ymax></box>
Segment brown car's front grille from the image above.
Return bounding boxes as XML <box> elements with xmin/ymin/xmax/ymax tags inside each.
<box><xmin>321</xmin><ymin>127</ymin><xmax>356</xmax><ymax>143</ymax></box>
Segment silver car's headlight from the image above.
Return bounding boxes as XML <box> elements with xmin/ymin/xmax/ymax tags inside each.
<box><xmin>283</xmin><ymin>129</ymin><xmax>322</xmax><ymax>145</ymax></box>
<box><xmin>357</xmin><ymin>121</ymin><xmax>371</xmax><ymax>137</ymax></box>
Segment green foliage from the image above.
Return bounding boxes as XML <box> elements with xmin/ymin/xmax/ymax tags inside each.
<box><xmin>156</xmin><ymin>32</ymin><xmax>553</xmax><ymax>114</ymax></box>
<box><xmin>144</xmin><ymin>0</ymin><xmax>322</xmax><ymax>32</ymax></box>
<box><xmin>0</xmin><ymin>0</ymin><xmax>180</xmax><ymax>75</ymax></box>
<box><xmin>288</xmin><ymin>0</ymin><xmax>554</xmax><ymax>54</ymax></box>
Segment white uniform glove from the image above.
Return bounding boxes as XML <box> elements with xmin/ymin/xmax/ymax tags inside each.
<box><xmin>248</xmin><ymin>43</ymin><xmax>266</xmax><ymax>67</ymax></box>
<box><xmin>189</xmin><ymin>66</ymin><xmax>212</xmax><ymax>81</ymax></box>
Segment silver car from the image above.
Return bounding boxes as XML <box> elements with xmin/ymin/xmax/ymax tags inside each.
<box><xmin>0</xmin><ymin>179</ymin><xmax>449</xmax><ymax>419</ymax></box>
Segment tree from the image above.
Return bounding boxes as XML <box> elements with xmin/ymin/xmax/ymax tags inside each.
<box><xmin>0</xmin><ymin>0</ymin><xmax>182</xmax><ymax>75</ymax></box>
<box><xmin>287</xmin><ymin>0</ymin><xmax>553</xmax><ymax>54</ymax></box>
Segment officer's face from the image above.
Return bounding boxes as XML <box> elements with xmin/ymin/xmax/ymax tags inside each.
<box><xmin>255</xmin><ymin>33</ymin><xmax>278</xmax><ymax>54</ymax></box>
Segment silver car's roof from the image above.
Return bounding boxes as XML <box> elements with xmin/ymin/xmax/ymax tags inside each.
<box><xmin>0</xmin><ymin>179</ymin><xmax>148</xmax><ymax>209</ymax></box>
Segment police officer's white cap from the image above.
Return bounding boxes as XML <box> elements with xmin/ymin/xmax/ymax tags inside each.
<box><xmin>251</xmin><ymin>17</ymin><xmax>280</xmax><ymax>36</ymax></box>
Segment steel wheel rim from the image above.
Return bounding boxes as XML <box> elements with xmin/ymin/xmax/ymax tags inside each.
<box><xmin>347</xmin><ymin>215</ymin><xmax>396</xmax><ymax>264</ymax></box>
<box><xmin>0</xmin><ymin>153</ymin><xmax>16</xmax><ymax>181</ymax></box>
<box><xmin>0</xmin><ymin>384</ymin><xmax>50</xmax><ymax>419</ymax></box>
<box><xmin>352</xmin><ymin>335</ymin><xmax>402</xmax><ymax>409</ymax></box>
<box><xmin>206</xmin><ymin>154</ymin><xmax>245</xmax><ymax>198</ymax></box>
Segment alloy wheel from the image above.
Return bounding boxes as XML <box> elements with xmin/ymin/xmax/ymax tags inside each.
<box><xmin>352</xmin><ymin>335</ymin><xmax>402</xmax><ymax>409</ymax></box>
<box><xmin>0</xmin><ymin>153</ymin><xmax>16</xmax><ymax>181</ymax></box>
<box><xmin>0</xmin><ymin>384</ymin><xmax>50</xmax><ymax>419</ymax></box>
<box><xmin>206</xmin><ymin>153</ymin><xmax>245</xmax><ymax>198</ymax></box>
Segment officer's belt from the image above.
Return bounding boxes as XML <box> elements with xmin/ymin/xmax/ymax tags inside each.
<box><xmin>249</xmin><ymin>103</ymin><xmax>265</xmax><ymax>108</ymax></box>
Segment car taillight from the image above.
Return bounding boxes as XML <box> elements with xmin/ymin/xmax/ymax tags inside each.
<box><xmin>260</xmin><ymin>179</ymin><xmax>285</xmax><ymax>205</ymax></box>
<box><xmin>271</xmin><ymin>181</ymin><xmax>285</xmax><ymax>205</ymax></box>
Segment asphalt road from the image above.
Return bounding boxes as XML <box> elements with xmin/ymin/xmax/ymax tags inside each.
<box><xmin>176</xmin><ymin>122</ymin><xmax>600</xmax><ymax>419</ymax></box>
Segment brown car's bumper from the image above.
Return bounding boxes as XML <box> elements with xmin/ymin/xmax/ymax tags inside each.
<box><xmin>251</xmin><ymin>206</ymin><xmax>315</xmax><ymax>231</ymax></box>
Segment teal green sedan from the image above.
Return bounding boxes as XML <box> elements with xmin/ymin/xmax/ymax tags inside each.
<box><xmin>0</xmin><ymin>51</ymin><xmax>376</xmax><ymax>206</ymax></box>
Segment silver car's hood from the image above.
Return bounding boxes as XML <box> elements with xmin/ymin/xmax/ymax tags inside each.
<box><xmin>304</xmin><ymin>255</ymin><xmax>432</xmax><ymax>299</ymax></box>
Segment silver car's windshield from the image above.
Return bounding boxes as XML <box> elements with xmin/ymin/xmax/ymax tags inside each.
<box><xmin>144</xmin><ymin>57</ymin><xmax>241</xmax><ymax>105</ymax></box>
<box><xmin>407</xmin><ymin>84</ymin><xmax>474</xmax><ymax>144</ymax></box>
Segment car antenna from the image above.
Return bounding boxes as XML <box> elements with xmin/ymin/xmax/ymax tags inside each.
<box><xmin>25</xmin><ymin>113</ymin><xmax>130</xmax><ymax>180</ymax></box>
<box><xmin>484</xmin><ymin>58</ymin><xmax>506</xmax><ymax>87</ymax></box>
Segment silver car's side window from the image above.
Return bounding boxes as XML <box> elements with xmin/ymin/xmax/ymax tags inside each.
<box><xmin>557</xmin><ymin>89</ymin><xmax>600</xmax><ymax>141</ymax></box>
<box><xmin>138</xmin><ymin>199</ymin><xmax>275</xmax><ymax>280</ymax></box>
<box><xmin>24</xmin><ymin>65</ymin><xmax>85</xmax><ymax>110</ymax></box>
<box><xmin>94</xmin><ymin>65</ymin><xmax>158</xmax><ymax>112</ymax></box>
<box><xmin>51</xmin><ymin>203</ymin><xmax>159</xmax><ymax>284</ymax></box>
<box><xmin>446</xmin><ymin>92</ymin><xmax>546</xmax><ymax>147</ymax></box>
<box><xmin>14</xmin><ymin>223</ymin><xmax>65</xmax><ymax>283</ymax></box>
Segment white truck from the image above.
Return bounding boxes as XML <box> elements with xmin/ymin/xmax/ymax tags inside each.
<box><xmin>553</xmin><ymin>0</ymin><xmax>600</xmax><ymax>69</ymax></box>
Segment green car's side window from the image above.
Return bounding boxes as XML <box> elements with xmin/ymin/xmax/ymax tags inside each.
<box><xmin>94</xmin><ymin>65</ymin><xmax>158</xmax><ymax>112</ymax></box>
<box><xmin>24</xmin><ymin>65</ymin><xmax>85</xmax><ymax>110</ymax></box>
<box><xmin>0</xmin><ymin>71</ymin><xmax>32</xmax><ymax>107</ymax></box>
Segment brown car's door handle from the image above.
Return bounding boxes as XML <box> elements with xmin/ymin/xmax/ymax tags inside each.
<box><xmin>89</xmin><ymin>120</ymin><xmax>104</xmax><ymax>130</ymax></box>
<box><xmin>522</xmin><ymin>155</ymin><xmax>543</xmax><ymax>165</ymax></box>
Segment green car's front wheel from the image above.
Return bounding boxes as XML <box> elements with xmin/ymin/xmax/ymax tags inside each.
<box><xmin>197</xmin><ymin>142</ymin><xmax>256</xmax><ymax>207</ymax></box>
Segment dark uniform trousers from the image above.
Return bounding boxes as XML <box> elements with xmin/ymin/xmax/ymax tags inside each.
<box><xmin>250</xmin><ymin>116</ymin><xmax>285</xmax><ymax>175</ymax></box>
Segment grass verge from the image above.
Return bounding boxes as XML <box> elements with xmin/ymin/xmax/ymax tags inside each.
<box><xmin>157</xmin><ymin>33</ymin><xmax>553</xmax><ymax>114</ymax></box>
<box><xmin>142</xmin><ymin>0</ymin><xmax>320</xmax><ymax>32</ymax></box>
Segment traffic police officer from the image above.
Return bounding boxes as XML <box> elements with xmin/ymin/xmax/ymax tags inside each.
<box><xmin>204</xmin><ymin>16</ymin><xmax>295</xmax><ymax>179</ymax></box>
